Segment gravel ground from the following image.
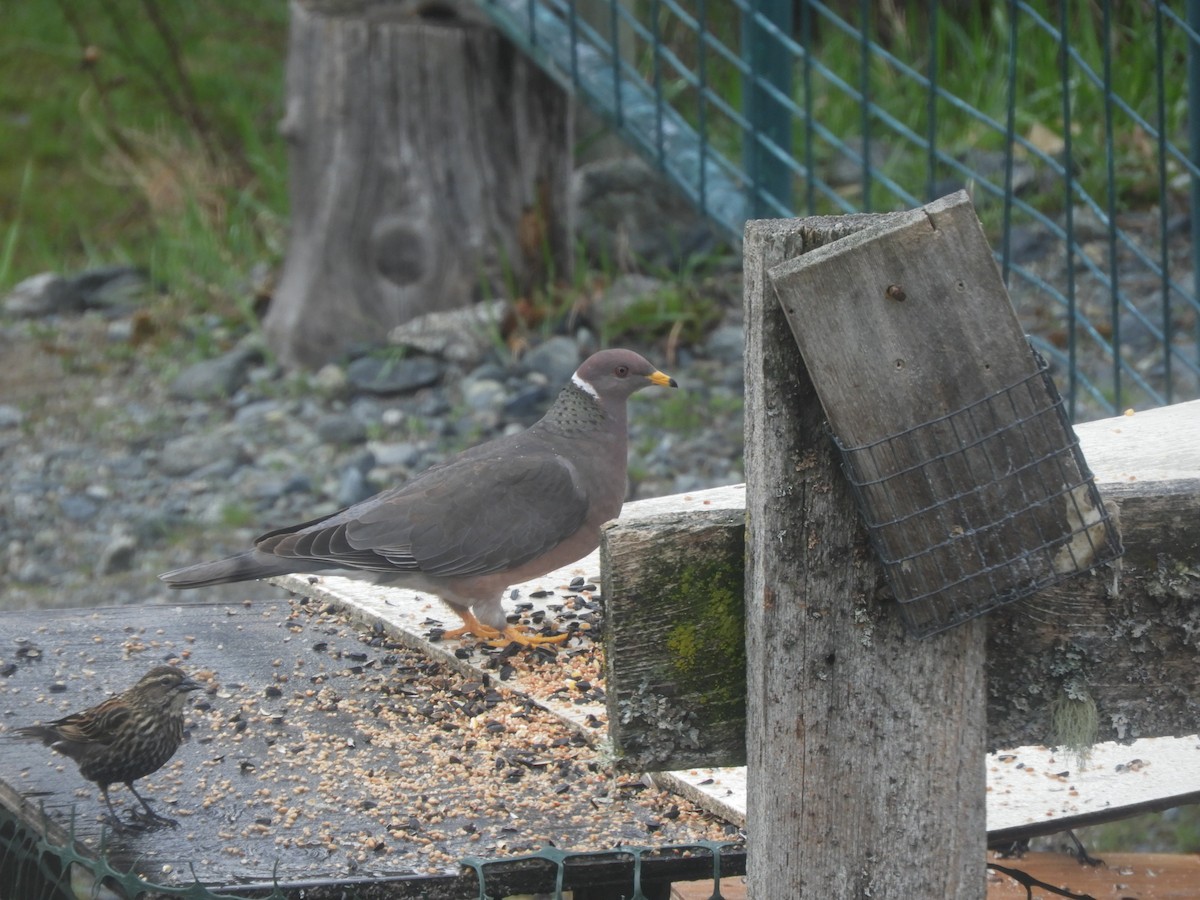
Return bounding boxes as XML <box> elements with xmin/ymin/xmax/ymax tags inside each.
<box><xmin>0</xmin><ymin>280</ymin><xmax>746</xmax><ymax>614</ymax></box>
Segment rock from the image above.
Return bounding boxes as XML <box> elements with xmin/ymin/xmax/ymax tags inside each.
<box><xmin>59</xmin><ymin>494</ymin><xmax>100</xmax><ymax>523</ymax></box>
<box><xmin>316</xmin><ymin>412</ymin><xmax>368</xmax><ymax>445</ymax></box>
<box><xmin>575</xmin><ymin>326</ymin><xmax>599</xmax><ymax>357</ymax></box>
<box><xmin>413</xmin><ymin>391</ymin><xmax>451</xmax><ymax>419</ymax></box>
<box><xmin>159</xmin><ymin>432</ymin><xmax>242</xmax><ymax>478</ymax></box>
<box><xmin>346</xmin><ymin>354</ymin><xmax>444</xmax><ymax>395</ymax></box>
<box><xmin>232</xmin><ymin>399</ymin><xmax>286</xmax><ymax>427</ymax></box>
<box><xmin>66</xmin><ymin>266</ymin><xmax>149</xmax><ymax>310</ymax></box>
<box><xmin>252</xmin><ymin>473</ymin><xmax>312</xmax><ymax>501</ymax></box>
<box><xmin>344</xmin><ymin>448</ymin><xmax>377</xmax><ymax>475</ymax></box>
<box><xmin>0</xmin><ymin>405</ymin><xmax>24</xmax><ymax>429</ymax></box>
<box><xmin>388</xmin><ymin>300</ymin><xmax>510</xmax><ymax>366</ymax></box>
<box><xmin>504</xmin><ymin>383</ymin><xmax>552</xmax><ymax>423</ymax></box>
<box><xmin>96</xmin><ymin>531</ymin><xmax>138</xmax><ymax>576</ymax></box>
<box><xmin>170</xmin><ymin>344</ymin><xmax>264</xmax><ymax>401</ymax></box>
<box><xmin>2</xmin><ymin>273</ymin><xmax>80</xmax><ymax>317</ymax></box>
<box><xmin>705</xmin><ymin>324</ymin><xmax>744</xmax><ymax>364</ymax></box>
<box><xmin>466</xmin><ymin>361</ymin><xmax>508</xmax><ymax>383</ymax></box>
<box><xmin>367</xmin><ymin>441</ymin><xmax>423</xmax><ymax>468</ymax></box>
<box><xmin>957</xmin><ymin>149</ymin><xmax>1037</xmax><ymax>195</ymax></box>
<box><xmin>462</xmin><ymin>378</ymin><xmax>507</xmax><ymax>413</ymax></box>
<box><xmin>335</xmin><ymin>464</ymin><xmax>373</xmax><ymax>507</ymax></box>
<box><xmin>191</xmin><ymin>456</ymin><xmax>240</xmax><ymax>481</ymax></box>
<box><xmin>2</xmin><ymin>267</ymin><xmax>150</xmax><ymax>318</ymax></box>
<box><xmin>522</xmin><ymin>336</ymin><xmax>580</xmax><ymax>389</ymax></box>
<box><xmin>313</xmin><ymin>362</ymin><xmax>349</xmax><ymax>395</ymax></box>
<box><xmin>380</xmin><ymin>408</ymin><xmax>406</xmax><ymax>429</ymax></box>
<box><xmin>12</xmin><ymin>557</ymin><xmax>50</xmax><ymax>584</ymax></box>
<box><xmin>106</xmin><ymin>318</ymin><xmax>135</xmax><ymax>343</ymax></box>
<box><xmin>1007</xmin><ymin>225</ymin><xmax>1055</xmax><ymax>265</ymax></box>
<box><xmin>573</xmin><ymin>157</ymin><xmax>723</xmax><ymax>271</ymax></box>
<box><xmin>84</xmin><ymin>484</ymin><xmax>113</xmax><ymax>501</ymax></box>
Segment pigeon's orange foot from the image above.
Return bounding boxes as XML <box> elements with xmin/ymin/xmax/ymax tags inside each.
<box><xmin>439</xmin><ymin>609</ymin><xmax>567</xmax><ymax>647</ymax></box>
<box><xmin>440</xmin><ymin>610</ymin><xmax>503</xmax><ymax>641</ymax></box>
<box><xmin>489</xmin><ymin>625</ymin><xmax>569</xmax><ymax>647</ymax></box>
<box><xmin>436</xmin><ymin>614</ymin><xmax>566</xmax><ymax>648</ymax></box>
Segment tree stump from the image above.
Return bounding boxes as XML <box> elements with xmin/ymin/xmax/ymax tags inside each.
<box><xmin>267</xmin><ymin>0</ymin><xmax>573</xmax><ymax>368</ymax></box>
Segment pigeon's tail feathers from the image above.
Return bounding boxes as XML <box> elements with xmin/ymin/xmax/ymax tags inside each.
<box><xmin>159</xmin><ymin>551</ymin><xmax>301</xmax><ymax>589</ymax></box>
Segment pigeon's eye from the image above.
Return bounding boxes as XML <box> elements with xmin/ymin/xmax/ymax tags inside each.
<box><xmin>614</xmin><ymin>365</ymin><xmax>629</xmax><ymax>378</ymax></box>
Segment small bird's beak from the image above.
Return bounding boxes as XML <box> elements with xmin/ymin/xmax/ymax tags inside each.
<box><xmin>179</xmin><ymin>677</ymin><xmax>202</xmax><ymax>693</ymax></box>
<box><xmin>648</xmin><ymin>370</ymin><xmax>678</xmax><ymax>388</ymax></box>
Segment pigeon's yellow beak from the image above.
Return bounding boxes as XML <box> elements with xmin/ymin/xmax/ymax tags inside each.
<box><xmin>648</xmin><ymin>370</ymin><xmax>678</xmax><ymax>388</ymax></box>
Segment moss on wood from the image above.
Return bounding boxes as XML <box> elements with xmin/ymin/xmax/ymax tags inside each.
<box><xmin>603</xmin><ymin>514</ymin><xmax>746</xmax><ymax>771</ymax></box>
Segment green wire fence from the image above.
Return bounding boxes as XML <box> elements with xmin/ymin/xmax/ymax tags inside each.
<box><xmin>478</xmin><ymin>0</ymin><xmax>1200</xmax><ymax>422</ymax></box>
<box><xmin>1</xmin><ymin>803</ymin><xmax>745</xmax><ymax>900</ymax></box>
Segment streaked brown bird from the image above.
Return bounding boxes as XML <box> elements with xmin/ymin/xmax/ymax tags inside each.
<box><xmin>12</xmin><ymin>665</ymin><xmax>201</xmax><ymax>828</ymax></box>
<box><xmin>160</xmin><ymin>349</ymin><xmax>678</xmax><ymax>645</ymax></box>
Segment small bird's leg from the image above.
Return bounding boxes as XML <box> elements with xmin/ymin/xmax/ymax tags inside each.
<box><xmin>98</xmin><ymin>786</ymin><xmax>134</xmax><ymax>832</ymax></box>
<box><xmin>1066</xmin><ymin>829</ymin><xmax>1103</xmax><ymax>867</ymax></box>
<box><xmin>126</xmin><ymin>782</ymin><xmax>178</xmax><ymax>827</ymax></box>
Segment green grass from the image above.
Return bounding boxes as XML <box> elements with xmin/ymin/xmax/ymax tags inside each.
<box><xmin>0</xmin><ymin>1</ymin><xmax>288</xmax><ymax>304</ymax></box>
<box><xmin>602</xmin><ymin>279</ymin><xmax>725</xmax><ymax>347</ymax></box>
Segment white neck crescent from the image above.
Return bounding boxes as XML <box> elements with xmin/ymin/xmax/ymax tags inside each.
<box><xmin>571</xmin><ymin>372</ymin><xmax>600</xmax><ymax>399</ymax></box>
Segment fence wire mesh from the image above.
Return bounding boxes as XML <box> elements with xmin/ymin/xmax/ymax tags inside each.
<box><xmin>478</xmin><ymin>0</ymin><xmax>1200</xmax><ymax>422</ymax></box>
<box><xmin>832</xmin><ymin>347</ymin><xmax>1122</xmax><ymax>637</ymax></box>
<box><xmin>461</xmin><ymin>839</ymin><xmax>742</xmax><ymax>900</ymax></box>
<box><xmin>0</xmin><ymin>801</ymin><xmax>744</xmax><ymax>900</ymax></box>
<box><xmin>0</xmin><ymin>805</ymin><xmax>284</xmax><ymax>900</ymax></box>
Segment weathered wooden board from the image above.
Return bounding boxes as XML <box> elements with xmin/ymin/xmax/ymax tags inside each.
<box><xmin>0</xmin><ymin>600</ymin><xmax>740</xmax><ymax>898</ymax></box>
<box><xmin>767</xmin><ymin>194</ymin><xmax>1035</xmax><ymax>440</ymax></box>
<box><xmin>986</xmin><ymin>403</ymin><xmax>1200</xmax><ymax>750</ymax></box>
<box><xmin>601</xmin><ymin>506</ymin><xmax>745</xmax><ymax>772</ymax></box>
<box><xmin>651</xmin><ymin>733</ymin><xmax>1200</xmax><ymax>844</ymax></box>
<box><xmin>767</xmin><ymin>191</ymin><xmax>1119</xmax><ymax>635</ymax></box>
<box><xmin>984</xmin><ymin>735</ymin><xmax>1200</xmax><ymax>844</ymax></box>
<box><xmin>601</xmin><ymin>399</ymin><xmax>1199</xmax><ymax>765</ymax></box>
<box><xmin>744</xmin><ymin>211</ymin><xmax>986</xmax><ymax>897</ymax></box>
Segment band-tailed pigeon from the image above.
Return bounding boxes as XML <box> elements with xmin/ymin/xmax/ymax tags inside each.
<box><xmin>160</xmin><ymin>348</ymin><xmax>677</xmax><ymax>645</ymax></box>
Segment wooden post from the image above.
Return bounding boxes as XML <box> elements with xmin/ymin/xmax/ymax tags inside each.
<box><xmin>744</xmin><ymin>213</ymin><xmax>985</xmax><ymax>896</ymax></box>
<box><xmin>266</xmin><ymin>0</ymin><xmax>572</xmax><ymax>368</ymax></box>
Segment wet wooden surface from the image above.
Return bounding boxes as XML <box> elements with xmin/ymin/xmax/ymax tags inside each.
<box><xmin>675</xmin><ymin>853</ymin><xmax>1200</xmax><ymax>899</ymax></box>
<box><xmin>986</xmin><ymin>852</ymin><xmax>1200</xmax><ymax>899</ymax></box>
<box><xmin>0</xmin><ymin>599</ymin><xmax>742</xmax><ymax>897</ymax></box>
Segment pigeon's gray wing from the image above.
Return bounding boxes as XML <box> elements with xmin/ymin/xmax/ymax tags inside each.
<box><xmin>256</xmin><ymin>454</ymin><xmax>590</xmax><ymax>578</ymax></box>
